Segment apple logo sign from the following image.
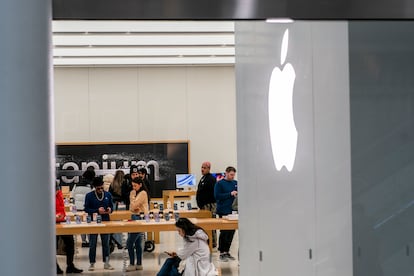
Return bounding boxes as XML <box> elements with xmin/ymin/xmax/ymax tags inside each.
<box><xmin>268</xmin><ymin>29</ymin><xmax>298</xmax><ymax>172</ymax></box>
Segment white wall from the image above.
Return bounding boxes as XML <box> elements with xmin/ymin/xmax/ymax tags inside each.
<box><xmin>54</xmin><ymin>66</ymin><xmax>237</xmax><ymax>179</ymax></box>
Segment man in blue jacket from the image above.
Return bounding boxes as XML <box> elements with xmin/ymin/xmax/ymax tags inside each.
<box><xmin>214</xmin><ymin>166</ymin><xmax>238</xmax><ymax>262</ymax></box>
<box><xmin>84</xmin><ymin>177</ymin><xmax>114</xmax><ymax>271</ymax></box>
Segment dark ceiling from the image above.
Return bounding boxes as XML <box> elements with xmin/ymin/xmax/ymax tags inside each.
<box><xmin>53</xmin><ymin>0</ymin><xmax>414</xmax><ymax>20</ymax></box>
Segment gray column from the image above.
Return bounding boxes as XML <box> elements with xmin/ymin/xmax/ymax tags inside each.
<box><xmin>0</xmin><ymin>0</ymin><xmax>54</xmax><ymax>275</ymax></box>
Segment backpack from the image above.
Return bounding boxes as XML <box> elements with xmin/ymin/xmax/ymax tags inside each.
<box><xmin>232</xmin><ymin>196</ymin><xmax>238</xmax><ymax>211</ymax></box>
<box><xmin>71</xmin><ymin>185</ymin><xmax>92</xmax><ymax>211</ymax></box>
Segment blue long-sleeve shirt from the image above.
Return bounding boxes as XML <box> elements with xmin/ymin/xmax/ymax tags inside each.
<box><xmin>214</xmin><ymin>179</ymin><xmax>237</xmax><ymax>215</ymax></box>
<box><xmin>84</xmin><ymin>190</ymin><xmax>113</xmax><ymax>221</ymax></box>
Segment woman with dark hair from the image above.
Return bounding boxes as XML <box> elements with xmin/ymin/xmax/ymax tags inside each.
<box><xmin>109</xmin><ymin>170</ymin><xmax>126</xmax><ymax>250</ymax></box>
<box><xmin>157</xmin><ymin>218</ymin><xmax>216</xmax><ymax>276</ymax></box>
<box><xmin>126</xmin><ymin>177</ymin><xmax>150</xmax><ymax>271</ymax></box>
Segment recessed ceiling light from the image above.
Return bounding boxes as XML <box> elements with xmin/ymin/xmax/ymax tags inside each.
<box><xmin>266</xmin><ymin>18</ymin><xmax>294</xmax><ymax>24</ymax></box>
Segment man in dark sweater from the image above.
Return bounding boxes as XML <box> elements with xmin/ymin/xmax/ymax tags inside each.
<box><xmin>196</xmin><ymin>161</ymin><xmax>217</xmax><ymax>247</ymax></box>
<box><xmin>214</xmin><ymin>166</ymin><xmax>238</xmax><ymax>262</ymax></box>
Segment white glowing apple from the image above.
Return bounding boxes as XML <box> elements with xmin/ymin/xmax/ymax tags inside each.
<box><xmin>268</xmin><ymin>29</ymin><xmax>298</xmax><ymax>172</ymax></box>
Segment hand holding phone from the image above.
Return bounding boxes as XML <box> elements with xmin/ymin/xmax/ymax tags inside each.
<box><xmin>164</xmin><ymin>251</ymin><xmax>176</xmax><ymax>257</ymax></box>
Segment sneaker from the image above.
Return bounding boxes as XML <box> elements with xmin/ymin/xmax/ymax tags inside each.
<box><xmin>219</xmin><ymin>254</ymin><xmax>228</xmax><ymax>262</ymax></box>
<box><xmin>225</xmin><ymin>253</ymin><xmax>236</xmax><ymax>260</ymax></box>
<box><xmin>88</xmin><ymin>263</ymin><xmax>95</xmax><ymax>271</ymax></box>
<box><xmin>82</xmin><ymin>242</ymin><xmax>89</xmax><ymax>248</ymax></box>
<box><xmin>66</xmin><ymin>265</ymin><xmax>83</xmax><ymax>273</ymax></box>
<box><xmin>126</xmin><ymin>265</ymin><xmax>136</xmax><ymax>272</ymax></box>
<box><xmin>104</xmin><ymin>263</ymin><xmax>115</xmax><ymax>270</ymax></box>
<box><xmin>136</xmin><ymin>265</ymin><xmax>143</xmax><ymax>270</ymax></box>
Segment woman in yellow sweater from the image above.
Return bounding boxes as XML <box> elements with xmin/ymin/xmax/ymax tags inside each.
<box><xmin>126</xmin><ymin>177</ymin><xmax>150</xmax><ymax>271</ymax></box>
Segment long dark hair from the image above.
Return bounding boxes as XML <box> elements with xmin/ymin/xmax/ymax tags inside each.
<box><xmin>132</xmin><ymin>177</ymin><xmax>150</xmax><ymax>202</ymax></box>
<box><xmin>111</xmin><ymin>170</ymin><xmax>124</xmax><ymax>196</ymax></box>
<box><xmin>175</xmin><ymin>218</ymin><xmax>207</xmax><ymax>242</ymax></box>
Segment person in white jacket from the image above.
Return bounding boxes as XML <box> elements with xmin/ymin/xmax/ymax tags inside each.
<box><xmin>157</xmin><ymin>218</ymin><xmax>216</xmax><ymax>276</ymax></box>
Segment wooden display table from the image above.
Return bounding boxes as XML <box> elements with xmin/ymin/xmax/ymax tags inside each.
<box><xmin>65</xmin><ymin>210</ymin><xmax>212</xmax><ymax>244</ymax></box>
<box><xmin>56</xmin><ymin>218</ymin><xmax>238</xmax><ymax>250</ymax></box>
<box><xmin>162</xmin><ymin>190</ymin><xmax>196</xmax><ymax>208</ymax></box>
<box><xmin>109</xmin><ymin>209</ymin><xmax>211</xmax><ymax>220</ymax></box>
<box><xmin>109</xmin><ymin>209</ymin><xmax>211</xmax><ymax>243</ymax></box>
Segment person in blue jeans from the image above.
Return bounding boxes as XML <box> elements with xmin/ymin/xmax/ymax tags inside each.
<box><xmin>126</xmin><ymin>177</ymin><xmax>150</xmax><ymax>271</ymax></box>
<box><xmin>84</xmin><ymin>177</ymin><xmax>114</xmax><ymax>271</ymax></box>
<box><xmin>157</xmin><ymin>256</ymin><xmax>182</xmax><ymax>276</ymax></box>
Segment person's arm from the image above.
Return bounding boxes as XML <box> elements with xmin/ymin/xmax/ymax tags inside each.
<box><xmin>207</xmin><ymin>175</ymin><xmax>217</xmax><ymax>201</ymax></box>
<box><xmin>176</xmin><ymin>239</ymin><xmax>200</xmax><ymax>260</ymax></box>
<box><xmin>130</xmin><ymin>191</ymin><xmax>149</xmax><ymax>213</ymax></box>
<box><xmin>129</xmin><ymin>190</ymin><xmax>137</xmax><ymax>211</ymax></box>
<box><xmin>106</xmin><ymin>192</ymin><xmax>113</xmax><ymax>213</ymax></box>
<box><xmin>55</xmin><ymin>190</ymin><xmax>66</xmax><ymax>222</ymax></box>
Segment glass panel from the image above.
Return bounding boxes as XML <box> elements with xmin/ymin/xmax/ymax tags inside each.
<box><xmin>350</xmin><ymin>21</ymin><xmax>414</xmax><ymax>276</ymax></box>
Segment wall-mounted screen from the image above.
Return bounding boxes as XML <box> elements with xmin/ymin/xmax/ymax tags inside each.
<box><xmin>176</xmin><ymin>174</ymin><xmax>196</xmax><ymax>189</ymax></box>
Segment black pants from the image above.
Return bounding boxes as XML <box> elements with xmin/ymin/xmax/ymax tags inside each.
<box><xmin>217</xmin><ymin>214</ymin><xmax>235</xmax><ymax>253</ymax></box>
<box><xmin>57</xmin><ymin>235</ymin><xmax>75</xmax><ymax>266</ymax></box>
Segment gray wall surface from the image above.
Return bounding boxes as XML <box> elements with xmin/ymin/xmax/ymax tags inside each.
<box><xmin>349</xmin><ymin>21</ymin><xmax>414</xmax><ymax>276</ymax></box>
<box><xmin>0</xmin><ymin>0</ymin><xmax>55</xmax><ymax>275</ymax></box>
<box><xmin>235</xmin><ymin>21</ymin><xmax>352</xmax><ymax>276</ymax></box>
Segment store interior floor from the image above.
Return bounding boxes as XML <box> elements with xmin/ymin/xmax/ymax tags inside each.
<box><xmin>57</xmin><ymin>231</ymin><xmax>239</xmax><ymax>275</ymax></box>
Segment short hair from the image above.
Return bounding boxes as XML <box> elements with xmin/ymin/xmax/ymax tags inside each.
<box><xmin>92</xmin><ymin>176</ymin><xmax>104</xmax><ymax>187</ymax></box>
<box><xmin>202</xmin><ymin>161</ymin><xmax>211</xmax><ymax>168</ymax></box>
<box><xmin>225</xmin><ymin>166</ymin><xmax>236</xmax><ymax>173</ymax></box>
<box><xmin>138</xmin><ymin>168</ymin><xmax>147</xmax><ymax>175</ymax></box>
<box><xmin>82</xmin><ymin>170</ymin><xmax>96</xmax><ymax>180</ymax></box>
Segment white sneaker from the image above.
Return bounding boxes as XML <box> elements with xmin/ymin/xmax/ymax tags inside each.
<box><xmin>126</xmin><ymin>265</ymin><xmax>136</xmax><ymax>272</ymax></box>
<box><xmin>104</xmin><ymin>263</ymin><xmax>114</xmax><ymax>270</ymax></box>
<box><xmin>225</xmin><ymin>253</ymin><xmax>236</xmax><ymax>260</ymax></box>
<box><xmin>219</xmin><ymin>254</ymin><xmax>228</xmax><ymax>262</ymax></box>
<box><xmin>136</xmin><ymin>265</ymin><xmax>143</xmax><ymax>270</ymax></box>
<box><xmin>88</xmin><ymin>263</ymin><xmax>95</xmax><ymax>271</ymax></box>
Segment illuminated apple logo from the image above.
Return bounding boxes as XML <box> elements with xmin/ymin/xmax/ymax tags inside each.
<box><xmin>268</xmin><ymin>29</ymin><xmax>297</xmax><ymax>172</ymax></box>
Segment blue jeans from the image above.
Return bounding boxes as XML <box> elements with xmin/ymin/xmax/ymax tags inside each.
<box><xmin>89</xmin><ymin>233</ymin><xmax>110</xmax><ymax>263</ymax></box>
<box><xmin>127</xmin><ymin>232</ymin><xmax>144</xmax><ymax>265</ymax></box>
<box><xmin>157</xmin><ymin>256</ymin><xmax>182</xmax><ymax>276</ymax></box>
<box><xmin>127</xmin><ymin>214</ymin><xmax>144</xmax><ymax>265</ymax></box>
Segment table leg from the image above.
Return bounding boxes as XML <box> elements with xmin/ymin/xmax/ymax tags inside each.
<box><xmin>207</xmin><ymin>231</ymin><xmax>213</xmax><ymax>251</ymax></box>
<box><xmin>147</xmin><ymin>231</ymin><xmax>160</xmax><ymax>244</ymax></box>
